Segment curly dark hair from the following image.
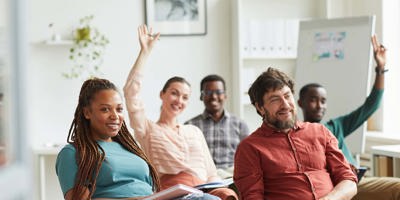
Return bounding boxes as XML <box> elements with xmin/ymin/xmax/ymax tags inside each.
<box><xmin>248</xmin><ymin>67</ymin><xmax>295</xmax><ymax>116</ymax></box>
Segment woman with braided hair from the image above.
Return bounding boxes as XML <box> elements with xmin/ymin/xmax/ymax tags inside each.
<box><xmin>56</xmin><ymin>78</ymin><xmax>218</xmax><ymax>200</ymax></box>
<box><xmin>55</xmin><ymin>78</ymin><xmax>160</xmax><ymax>200</ymax></box>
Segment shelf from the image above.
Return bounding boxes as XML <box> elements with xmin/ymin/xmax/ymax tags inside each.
<box><xmin>371</xmin><ymin>145</ymin><xmax>400</xmax><ymax>177</ymax></box>
<box><xmin>41</xmin><ymin>39</ymin><xmax>74</xmax><ymax>45</ymax></box>
<box><xmin>371</xmin><ymin>145</ymin><xmax>400</xmax><ymax>158</ymax></box>
<box><xmin>33</xmin><ymin>144</ymin><xmax>64</xmax><ymax>155</ymax></box>
<box><xmin>243</xmin><ymin>56</ymin><xmax>297</xmax><ymax>60</ymax></box>
<box><xmin>231</xmin><ymin>0</ymin><xmax>325</xmax><ymax>120</ymax></box>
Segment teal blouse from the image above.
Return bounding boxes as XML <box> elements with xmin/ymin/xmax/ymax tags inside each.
<box><xmin>55</xmin><ymin>141</ymin><xmax>153</xmax><ymax>198</ymax></box>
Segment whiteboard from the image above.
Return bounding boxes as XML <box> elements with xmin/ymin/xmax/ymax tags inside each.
<box><xmin>295</xmin><ymin>16</ymin><xmax>375</xmax><ymax>156</ymax></box>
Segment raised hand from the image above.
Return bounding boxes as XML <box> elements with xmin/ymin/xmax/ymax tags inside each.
<box><xmin>138</xmin><ymin>24</ymin><xmax>160</xmax><ymax>54</ymax></box>
<box><xmin>371</xmin><ymin>35</ymin><xmax>386</xmax><ymax>69</ymax></box>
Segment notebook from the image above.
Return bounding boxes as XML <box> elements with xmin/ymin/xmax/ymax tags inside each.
<box><xmin>194</xmin><ymin>178</ymin><xmax>234</xmax><ymax>191</ymax></box>
<box><xmin>357</xmin><ymin>166</ymin><xmax>367</xmax><ymax>182</ymax></box>
<box><xmin>142</xmin><ymin>184</ymin><xmax>203</xmax><ymax>200</ymax></box>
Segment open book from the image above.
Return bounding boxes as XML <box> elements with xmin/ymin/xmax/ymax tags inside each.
<box><xmin>194</xmin><ymin>178</ymin><xmax>234</xmax><ymax>191</ymax></box>
<box><xmin>142</xmin><ymin>184</ymin><xmax>203</xmax><ymax>200</ymax></box>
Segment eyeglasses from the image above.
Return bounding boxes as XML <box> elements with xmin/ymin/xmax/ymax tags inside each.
<box><xmin>201</xmin><ymin>89</ymin><xmax>225</xmax><ymax>96</ymax></box>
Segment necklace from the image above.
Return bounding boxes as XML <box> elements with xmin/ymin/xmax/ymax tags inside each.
<box><xmin>157</xmin><ymin>121</ymin><xmax>180</xmax><ymax>134</ymax></box>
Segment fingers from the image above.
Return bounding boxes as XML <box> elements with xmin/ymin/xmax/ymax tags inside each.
<box><xmin>138</xmin><ymin>24</ymin><xmax>159</xmax><ymax>37</ymax></box>
<box><xmin>153</xmin><ymin>32</ymin><xmax>161</xmax><ymax>41</ymax></box>
<box><xmin>137</xmin><ymin>24</ymin><xmax>161</xmax><ymax>42</ymax></box>
<box><xmin>380</xmin><ymin>44</ymin><xmax>386</xmax><ymax>53</ymax></box>
<box><xmin>138</xmin><ymin>24</ymin><xmax>151</xmax><ymax>37</ymax></box>
<box><xmin>371</xmin><ymin>35</ymin><xmax>379</xmax><ymax>51</ymax></box>
<box><xmin>138</xmin><ymin>25</ymin><xmax>144</xmax><ymax>37</ymax></box>
<box><xmin>371</xmin><ymin>35</ymin><xmax>387</xmax><ymax>53</ymax></box>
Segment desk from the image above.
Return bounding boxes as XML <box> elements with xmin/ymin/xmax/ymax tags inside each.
<box><xmin>370</xmin><ymin>145</ymin><xmax>400</xmax><ymax>177</ymax></box>
<box><xmin>33</xmin><ymin>145</ymin><xmax>63</xmax><ymax>200</ymax></box>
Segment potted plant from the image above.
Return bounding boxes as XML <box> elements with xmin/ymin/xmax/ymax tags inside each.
<box><xmin>63</xmin><ymin>15</ymin><xmax>109</xmax><ymax>79</ymax></box>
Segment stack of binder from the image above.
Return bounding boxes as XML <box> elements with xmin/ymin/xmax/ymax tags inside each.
<box><xmin>241</xmin><ymin>19</ymin><xmax>299</xmax><ymax>58</ymax></box>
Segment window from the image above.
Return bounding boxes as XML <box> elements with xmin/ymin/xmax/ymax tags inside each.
<box><xmin>381</xmin><ymin>0</ymin><xmax>400</xmax><ymax>135</ymax></box>
<box><xmin>0</xmin><ymin>0</ymin><xmax>31</xmax><ymax>199</ymax></box>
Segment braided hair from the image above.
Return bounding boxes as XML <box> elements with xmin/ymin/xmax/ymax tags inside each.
<box><xmin>67</xmin><ymin>77</ymin><xmax>160</xmax><ymax>199</ymax></box>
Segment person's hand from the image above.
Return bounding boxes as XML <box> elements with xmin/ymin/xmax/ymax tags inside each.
<box><xmin>138</xmin><ymin>24</ymin><xmax>160</xmax><ymax>54</ymax></box>
<box><xmin>371</xmin><ymin>35</ymin><xmax>386</xmax><ymax>69</ymax></box>
<box><xmin>319</xmin><ymin>197</ymin><xmax>333</xmax><ymax>200</ymax></box>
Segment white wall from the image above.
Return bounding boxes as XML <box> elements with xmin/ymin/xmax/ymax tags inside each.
<box><xmin>27</xmin><ymin>0</ymin><xmax>233</xmax><ymax>148</ymax></box>
<box><xmin>381</xmin><ymin>0</ymin><xmax>400</xmax><ymax>133</ymax></box>
<box><xmin>327</xmin><ymin>0</ymin><xmax>400</xmax><ymax>134</ymax></box>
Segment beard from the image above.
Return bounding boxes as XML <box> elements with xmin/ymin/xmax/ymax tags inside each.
<box><xmin>264</xmin><ymin>109</ymin><xmax>296</xmax><ymax>130</ymax></box>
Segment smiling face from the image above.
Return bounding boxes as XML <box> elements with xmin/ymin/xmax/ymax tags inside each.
<box><xmin>83</xmin><ymin>89</ymin><xmax>124</xmax><ymax>142</ymax></box>
<box><xmin>160</xmin><ymin>81</ymin><xmax>191</xmax><ymax>117</ymax></box>
<box><xmin>201</xmin><ymin>80</ymin><xmax>226</xmax><ymax>115</ymax></box>
<box><xmin>256</xmin><ymin>85</ymin><xmax>296</xmax><ymax>132</ymax></box>
<box><xmin>298</xmin><ymin>86</ymin><xmax>327</xmax><ymax>123</ymax></box>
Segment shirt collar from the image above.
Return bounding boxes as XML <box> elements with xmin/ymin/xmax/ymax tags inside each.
<box><xmin>201</xmin><ymin>109</ymin><xmax>229</xmax><ymax>120</ymax></box>
<box><xmin>259</xmin><ymin>121</ymin><xmax>304</xmax><ymax>136</ymax></box>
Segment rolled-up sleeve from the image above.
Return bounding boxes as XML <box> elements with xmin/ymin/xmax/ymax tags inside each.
<box><xmin>234</xmin><ymin>141</ymin><xmax>264</xmax><ymax>199</ymax></box>
<box><xmin>123</xmin><ymin>71</ymin><xmax>148</xmax><ymax>139</ymax></box>
<box><xmin>324</xmin><ymin>128</ymin><xmax>358</xmax><ymax>185</ymax></box>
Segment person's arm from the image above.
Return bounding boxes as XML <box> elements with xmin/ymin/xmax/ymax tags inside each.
<box><xmin>371</xmin><ymin>34</ymin><xmax>386</xmax><ymax>90</ymax></box>
<box><xmin>56</xmin><ymin>146</ymin><xmax>90</xmax><ymax>200</ymax></box>
<box><xmin>323</xmin><ymin>128</ymin><xmax>357</xmax><ymax>200</ymax></box>
<box><xmin>234</xmin><ymin>140</ymin><xmax>264</xmax><ymax>199</ymax></box>
<box><xmin>328</xmin><ymin>35</ymin><xmax>387</xmax><ymax>138</ymax></box>
<box><xmin>123</xmin><ymin>25</ymin><xmax>160</xmax><ymax>138</ymax></box>
<box><xmin>318</xmin><ymin>180</ymin><xmax>357</xmax><ymax>200</ymax></box>
<box><xmin>196</xmin><ymin>127</ymin><xmax>220</xmax><ymax>183</ymax></box>
<box><xmin>124</xmin><ymin>25</ymin><xmax>160</xmax><ymax>81</ymax></box>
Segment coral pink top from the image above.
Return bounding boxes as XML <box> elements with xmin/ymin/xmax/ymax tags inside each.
<box><xmin>124</xmin><ymin>72</ymin><xmax>219</xmax><ymax>182</ymax></box>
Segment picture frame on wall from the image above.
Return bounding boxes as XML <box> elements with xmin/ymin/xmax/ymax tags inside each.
<box><xmin>145</xmin><ymin>0</ymin><xmax>207</xmax><ymax>36</ymax></box>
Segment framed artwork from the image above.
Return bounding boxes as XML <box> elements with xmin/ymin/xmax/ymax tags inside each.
<box><xmin>145</xmin><ymin>0</ymin><xmax>207</xmax><ymax>36</ymax></box>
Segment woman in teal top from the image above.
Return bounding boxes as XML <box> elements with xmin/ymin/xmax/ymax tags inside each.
<box><xmin>56</xmin><ymin>78</ymin><xmax>160</xmax><ymax>200</ymax></box>
<box><xmin>56</xmin><ymin>141</ymin><xmax>155</xmax><ymax>198</ymax></box>
<box><xmin>56</xmin><ymin>76</ymin><xmax>220</xmax><ymax>200</ymax></box>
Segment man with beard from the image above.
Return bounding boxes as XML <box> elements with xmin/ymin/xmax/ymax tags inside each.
<box><xmin>186</xmin><ymin>74</ymin><xmax>249</xmax><ymax>178</ymax></box>
<box><xmin>298</xmin><ymin>35</ymin><xmax>400</xmax><ymax>200</ymax></box>
<box><xmin>234</xmin><ymin>67</ymin><xmax>357</xmax><ymax>200</ymax></box>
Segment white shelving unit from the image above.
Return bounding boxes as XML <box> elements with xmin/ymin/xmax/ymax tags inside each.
<box><xmin>34</xmin><ymin>145</ymin><xmax>64</xmax><ymax>200</ymax></box>
<box><xmin>42</xmin><ymin>39</ymin><xmax>73</xmax><ymax>45</ymax></box>
<box><xmin>30</xmin><ymin>39</ymin><xmax>74</xmax><ymax>46</ymax></box>
<box><xmin>231</xmin><ymin>0</ymin><xmax>329</xmax><ymax>132</ymax></box>
<box><xmin>371</xmin><ymin>145</ymin><xmax>400</xmax><ymax>177</ymax></box>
